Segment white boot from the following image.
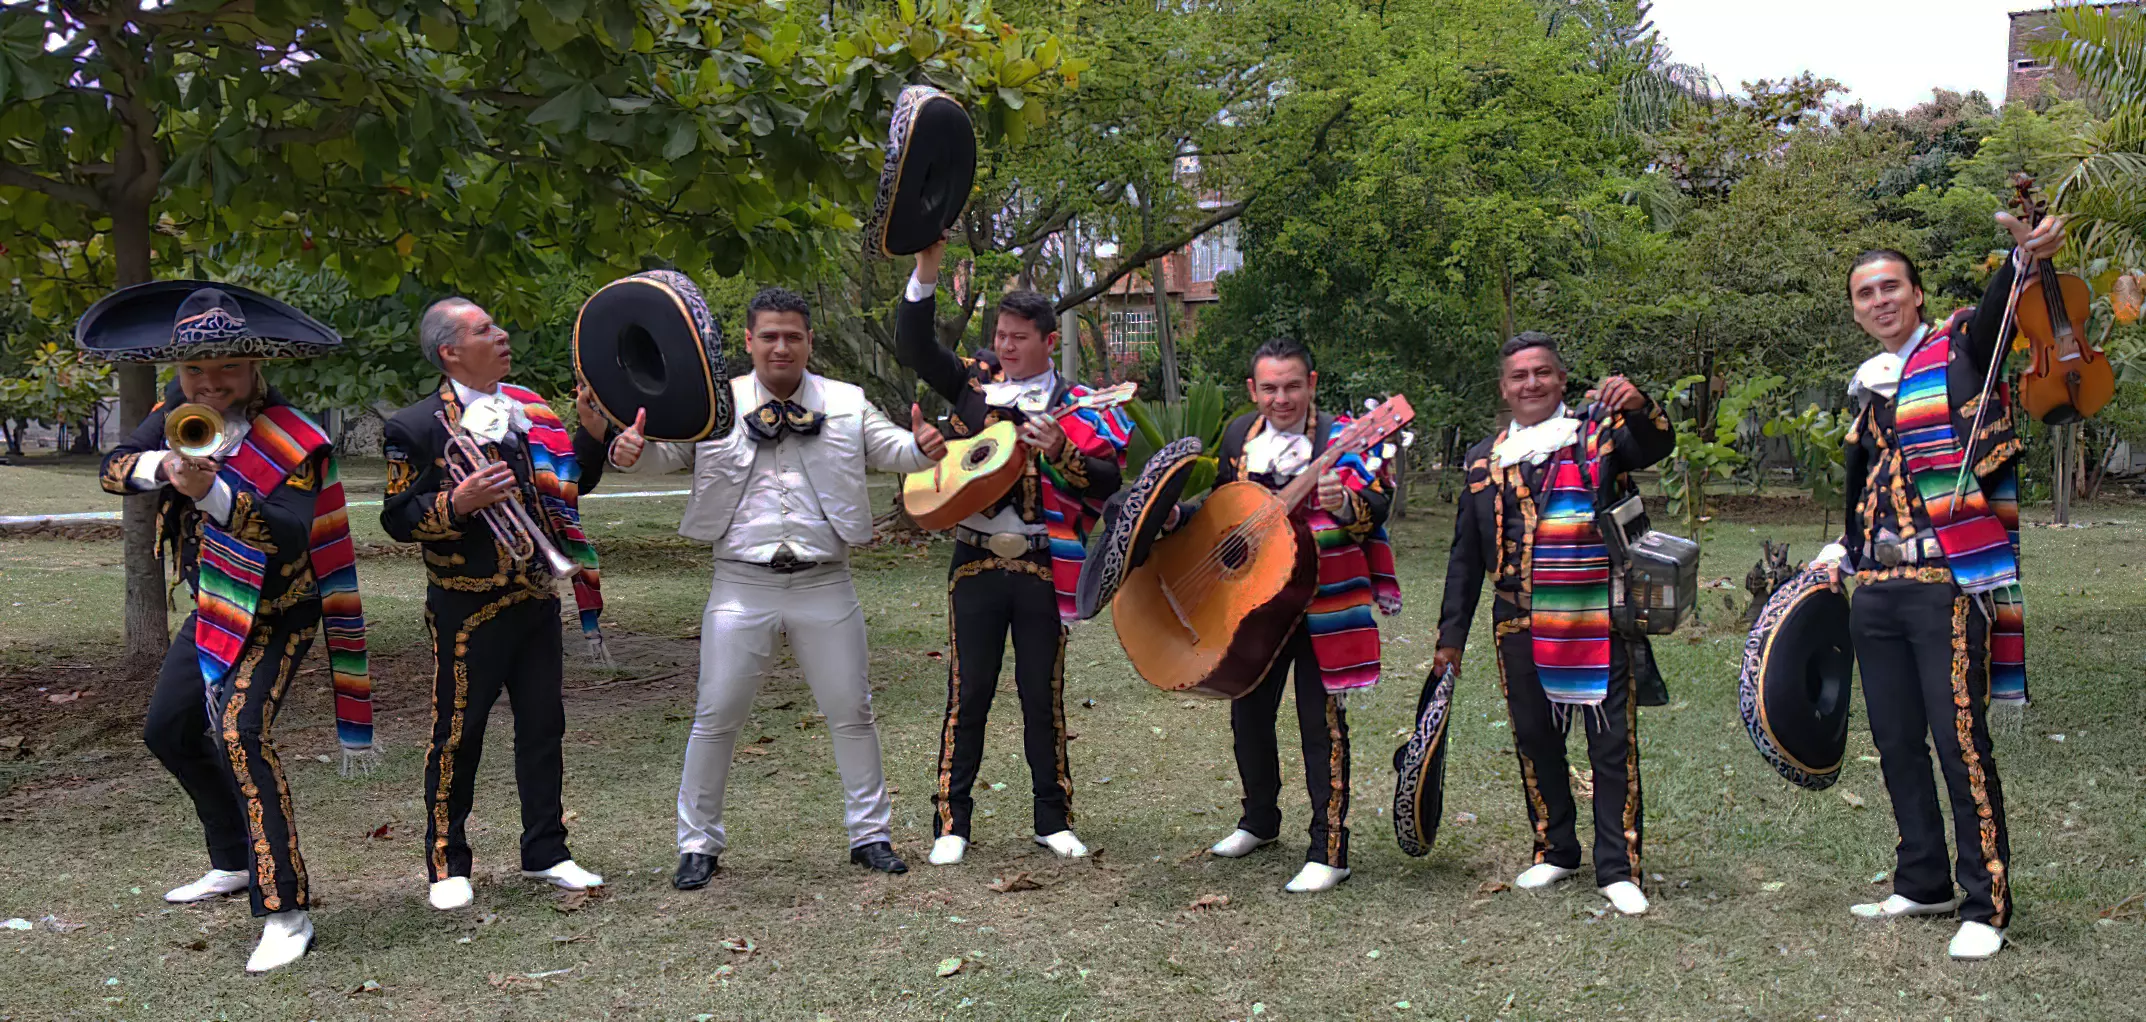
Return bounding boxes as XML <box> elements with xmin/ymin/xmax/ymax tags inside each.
<box><xmin>1514</xmin><ymin>863</ymin><xmax>1576</xmax><ymax>890</ymax></box>
<box><xmin>1850</xmin><ymin>893</ymin><xmax>1961</xmax><ymax>920</ymax></box>
<box><xmin>522</xmin><ymin>859</ymin><xmax>604</xmax><ymax>891</ymax></box>
<box><xmin>1601</xmin><ymin>880</ymin><xmax>1650</xmax><ymax>916</ymax></box>
<box><xmin>928</xmin><ymin>835</ymin><xmax>968</xmax><ymax>866</ymax></box>
<box><xmin>1209</xmin><ymin>829</ymin><xmax>1276</xmax><ymax>858</ymax></box>
<box><xmin>244</xmin><ymin>910</ymin><xmax>313</xmax><ymax>973</ymax></box>
<box><xmin>165</xmin><ymin>868</ymin><xmax>249</xmax><ymax>904</ymax></box>
<box><xmin>1284</xmin><ymin>861</ymin><xmax>1350</xmax><ymax>893</ymax></box>
<box><xmin>1948</xmin><ymin>921</ymin><xmax>2004</xmax><ymax>960</ymax></box>
<box><xmin>428</xmin><ymin>876</ymin><xmax>474</xmax><ymax>911</ymax></box>
<box><xmin>1035</xmin><ymin>830</ymin><xmax>1089</xmax><ymax>858</ymax></box>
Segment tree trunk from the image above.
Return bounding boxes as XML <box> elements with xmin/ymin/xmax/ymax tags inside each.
<box><xmin>70</xmin><ymin>417</ymin><xmax>96</xmax><ymax>455</ymax></box>
<box><xmin>112</xmin><ymin>196</ymin><xmax>167</xmax><ymax>678</ymax></box>
<box><xmin>2051</xmin><ymin>424</ymin><xmax>2073</xmax><ymax>526</ymax></box>
<box><xmin>1151</xmin><ymin>262</ymin><xmax>1181</xmax><ymax>405</ymax></box>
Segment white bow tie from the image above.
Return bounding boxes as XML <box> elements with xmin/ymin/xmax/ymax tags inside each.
<box><xmin>461</xmin><ymin>393</ymin><xmax>531</xmax><ymax>443</ymax></box>
<box><xmin>1493</xmin><ymin>410</ymin><xmax>1579</xmax><ymax>469</ymax></box>
<box><xmin>982</xmin><ymin>374</ymin><xmax>1056</xmax><ymax>413</ymax></box>
<box><xmin>1245</xmin><ymin>429</ymin><xmax>1314</xmax><ymax>478</ymax></box>
<box><xmin>1849</xmin><ymin>351</ymin><xmax>1907</xmax><ymax>401</ymax></box>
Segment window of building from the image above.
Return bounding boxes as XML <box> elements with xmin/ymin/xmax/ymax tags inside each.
<box><xmin>1188</xmin><ymin>220</ymin><xmax>1243</xmax><ymax>284</ymax></box>
<box><xmin>2015</xmin><ymin>58</ymin><xmax>2040</xmax><ymax>70</ymax></box>
<box><xmin>1109</xmin><ymin>309</ymin><xmax>1158</xmax><ymax>358</ymax></box>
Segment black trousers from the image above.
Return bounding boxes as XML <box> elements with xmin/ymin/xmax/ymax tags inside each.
<box><xmin>934</xmin><ymin>543</ymin><xmax>1072</xmax><ymax>840</ymax></box>
<box><xmin>1231</xmin><ymin>624</ymin><xmax>1352</xmax><ymax>868</ymax></box>
<box><xmin>1851</xmin><ymin>579</ymin><xmax>2013</xmax><ymax>927</ymax></box>
<box><xmin>145</xmin><ymin>608</ymin><xmax>316</xmax><ymax>917</ymax></box>
<box><xmin>1493</xmin><ymin>608</ymin><xmax>1642</xmax><ymax>885</ymax></box>
<box><xmin>423</xmin><ymin>587</ymin><xmax>571</xmax><ymax>881</ymax></box>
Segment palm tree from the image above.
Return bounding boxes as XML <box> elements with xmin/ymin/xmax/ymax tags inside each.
<box><xmin>2034</xmin><ymin>4</ymin><xmax>2146</xmax><ymax>274</ymax></box>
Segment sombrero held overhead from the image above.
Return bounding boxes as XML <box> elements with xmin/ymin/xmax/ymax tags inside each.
<box><xmin>1074</xmin><ymin>437</ymin><xmax>1204</xmax><ymax>621</ymax></box>
<box><xmin>573</xmin><ymin>270</ymin><xmax>733</xmax><ymax>443</ymax></box>
<box><xmin>866</xmin><ymin>84</ymin><xmax>977</xmax><ymax>258</ymax></box>
<box><xmin>1739</xmin><ymin>564</ymin><xmax>1857</xmax><ymax>790</ymax></box>
<box><xmin>75</xmin><ymin>280</ymin><xmax>342</xmax><ymax>363</ymax></box>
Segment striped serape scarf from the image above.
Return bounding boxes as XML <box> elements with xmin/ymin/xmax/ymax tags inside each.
<box><xmin>1531</xmin><ymin>422</ymin><xmax>1613</xmax><ymax>709</ymax></box>
<box><xmin>197</xmin><ymin>404</ymin><xmax>375</xmax><ymax>772</ymax></box>
<box><xmin>1893</xmin><ymin>320</ymin><xmax>2028</xmax><ymax>705</ymax></box>
<box><xmin>1301</xmin><ymin>413</ymin><xmax>1403</xmax><ymax>695</ymax></box>
<box><xmin>1037</xmin><ymin>386</ymin><xmax>1135</xmax><ymax>623</ymax></box>
<box><xmin>497</xmin><ymin>383</ymin><xmax>609</xmax><ymax>663</ymax></box>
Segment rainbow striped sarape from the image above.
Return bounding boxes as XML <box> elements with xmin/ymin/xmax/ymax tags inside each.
<box><xmin>1034</xmin><ymin>386</ymin><xmax>1134</xmax><ymax>623</ymax></box>
<box><xmin>1300</xmin><ymin>414</ymin><xmax>1402</xmax><ymax>695</ymax></box>
<box><xmin>1530</xmin><ymin>420</ymin><xmax>1614</xmax><ymax>708</ymax></box>
<box><xmin>494</xmin><ymin>383</ymin><xmax>609</xmax><ymax>655</ymax></box>
<box><xmin>193</xmin><ymin>404</ymin><xmax>374</xmax><ymax>758</ymax></box>
<box><xmin>1888</xmin><ymin>320</ymin><xmax>2028</xmax><ymax>704</ymax></box>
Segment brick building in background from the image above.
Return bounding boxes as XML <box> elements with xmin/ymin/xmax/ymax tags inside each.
<box><xmin>2007</xmin><ymin>2</ymin><xmax>2140</xmax><ymax>105</ymax></box>
<box><xmin>1095</xmin><ymin>203</ymin><xmax>1243</xmax><ymax>371</ymax></box>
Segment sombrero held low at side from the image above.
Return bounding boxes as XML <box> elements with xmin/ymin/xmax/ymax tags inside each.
<box><xmin>1738</xmin><ymin>564</ymin><xmax>1856</xmax><ymax>790</ymax></box>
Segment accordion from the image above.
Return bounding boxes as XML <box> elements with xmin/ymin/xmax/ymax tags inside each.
<box><xmin>1598</xmin><ymin>494</ymin><xmax>1699</xmax><ymax>637</ymax></box>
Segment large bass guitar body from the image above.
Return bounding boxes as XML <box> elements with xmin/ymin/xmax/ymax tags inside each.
<box><xmin>1113</xmin><ymin>481</ymin><xmax>1318</xmax><ymax>698</ymax></box>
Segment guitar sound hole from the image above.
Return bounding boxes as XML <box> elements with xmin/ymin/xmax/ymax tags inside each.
<box><xmin>1219</xmin><ymin>534</ymin><xmax>1251</xmax><ymax>573</ymax></box>
<box><xmin>963</xmin><ymin>439</ymin><xmax>997</xmax><ymax>470</ymax></box>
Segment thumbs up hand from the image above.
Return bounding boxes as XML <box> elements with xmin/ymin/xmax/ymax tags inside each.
<box><xmin>610</xmin><ymin>408</ymin><xmax>648</xmax><ymax>468</ymax></box>
<box><xmin>912</xmin><ymin>403</ymin><xmax>948</xmax><ymax>461</ymax></box>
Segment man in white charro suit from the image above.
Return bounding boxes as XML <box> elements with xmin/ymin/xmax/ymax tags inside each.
<box><xmin>609</xmin><ymin>286</ymin><xmax>947</xmax><ymax>888</ymax></box>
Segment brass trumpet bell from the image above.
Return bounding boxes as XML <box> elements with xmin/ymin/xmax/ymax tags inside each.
<box><xmin>165</xmin><ymin>403</ymin><xmax>230</xmax><ymax>458</ymax></box>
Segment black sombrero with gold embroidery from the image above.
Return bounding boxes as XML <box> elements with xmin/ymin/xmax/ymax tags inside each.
<box><xmin>1075</xmin><ymin>437</ymin><xmax>1203</xmax><ymax>621</ymax></box>
<box><xmin>1739</xmin><ymin>564</ymin><xmax>1856</xmax><ymax>790</ymax></box>
<box><xmin>75</xmin><ymin>280</ymin><xmax>341</xmax><ymax>363</ymax></box>
<box><xmin>866</xmin><ymin>85</ymin><xmax>976</xmax><ymax>258</ymax></box>
<box><xmin>573</xmin><ymin>270</ymin><xmax>733</xmax><ymax>443</ymax></box>
<box><xmin>1392</xmin><ymin>663</ymin><xmax>1456</xmax><ymax>857</ymax></box>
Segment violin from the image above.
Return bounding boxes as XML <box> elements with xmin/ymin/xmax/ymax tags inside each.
<box><xmin>2010</xmin><ymin>173</ymin><xmax>2111</xmax><ymax>424</ymax></box>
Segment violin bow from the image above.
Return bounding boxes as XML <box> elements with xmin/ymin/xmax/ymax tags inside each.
<box><xmin>1951</xmin><ymin>248</ymin><xmax>2033</xmax><ymax>507</ymax></box>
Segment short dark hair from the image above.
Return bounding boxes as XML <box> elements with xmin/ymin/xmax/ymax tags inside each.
<box><xmin>746</xmin><ymin>287</ymin><xmax>812</xmax><ymax>332</ymax></box>
<box><xmin>1499</xmin><ymin>331</ymin><xmax>1564</xmax><ymax>370</ymax></box>
<box><xmin>1249</xmin><ymin>336</ymin><xmax>1314</xmax><ymax>377</ymax></box>
<box><xmin>1847</xmin><ymin>248</ymin><xmax>1926</xmax><ymax>315</ymax></box>
<box><xmin>997</xmin><ymin>291</ymin><xmax>1057</xmax><ymax>339</ymax></box>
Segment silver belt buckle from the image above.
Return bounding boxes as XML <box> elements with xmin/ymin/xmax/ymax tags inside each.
<box><xmin>986</xmin><ymin>532</ymin><xmax>1031</xmax><ymax>559</ymax></box>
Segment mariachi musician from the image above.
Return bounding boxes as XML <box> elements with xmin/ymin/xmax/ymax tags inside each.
<box><xmin>897</xmin><ymin>241</ymin><xmax>1130</xmax><ymax>867</ymax></box>
<box><xmin>1432</xmin><ymin>332</ymin><xmax>1672</xmax><ymax>917</ymax></box>
<box><xmin>380</xmin><ymin>297</ymin><xmax>613</xmax><ymax>912</ymax></box>
<box><xmin>85</xmin><ymin>282</ymin><xmax>375</xmax><ymax>973</ymax></box>
<box><xmin>1166</xmin><ymin>338</ymin><xmax>1401</xmax><ymax>893</ymax></box>
<box><xmin>1811</xmin><ymin>211</ymin><xmax>2064</xmax><ymax>961</ymax></box>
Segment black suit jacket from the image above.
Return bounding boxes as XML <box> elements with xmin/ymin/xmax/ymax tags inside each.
<box><xmin>380</xmin><ymin>380</ymin><xmax>606</xmax><ymax>595</ymax></box>
<box><xmin>894</xmin><ymin>293</ymin><xmax>1122</xmax><ymax>517</ymax></box>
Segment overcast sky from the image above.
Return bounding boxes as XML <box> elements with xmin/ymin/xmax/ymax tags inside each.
<box><xmin>1647</xmin><ymin>0</ymin><xmax>2061</xmax><ymax>112</ymax></box>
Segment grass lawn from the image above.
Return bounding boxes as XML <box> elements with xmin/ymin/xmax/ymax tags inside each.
<box><xmin>0</xmin><ymin>459</ymin><xmax>2141</xmax><ymax>1021</ymax></box>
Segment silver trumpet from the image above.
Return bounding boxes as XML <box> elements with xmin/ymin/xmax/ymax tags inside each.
<box><xmin>434</xmin><ymin>411</ymin><xmax>580</xmax><ymax>579</ymax></box>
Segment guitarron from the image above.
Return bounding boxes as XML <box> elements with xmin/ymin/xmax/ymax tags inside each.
<box><xmin>1114</xmin><ymin>396</ymin><xmax>1414</xmax><ymax>698</ymax></box>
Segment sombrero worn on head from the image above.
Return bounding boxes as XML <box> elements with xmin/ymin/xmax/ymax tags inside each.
<box><xmin>573</xmin><ymin>270</ymin><xmax>734</xmax><ymax>443</ymax></box>
<box><xmin>1392</xmin><ymin>663</ymin><xmax>1456</xmax><ymax>858</ymax></box>
<box><xmin>75</xmin><ymin>280</ymin><xmax>341</xmax><ymax>363</ymax></box>
<box><xmin>1739</xmin><ymin>564</ymin><xmax>1856</xmax><ymax>790</ymax></box>
<box><xmin>866</xmin><ymin>85</ymin><xmax>976</xmax><ymax>259</ymax></box>
<box><xmin>1074</xmin><ymin>437</ymin><xmax>1203</xmax><ymax>621</ymax></box>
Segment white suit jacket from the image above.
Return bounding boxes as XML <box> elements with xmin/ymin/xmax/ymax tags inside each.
<box><xmin>614</xmin><ymin>371</ymin><xmax>934</xmax><ymax>546</ymax></box>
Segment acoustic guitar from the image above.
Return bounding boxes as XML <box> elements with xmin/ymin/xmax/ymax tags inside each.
<box><xmin>902</xmin><ymin>381</ymin><xmax>1138</xmax><ymax>531</ymax></box>
<box><xmin>1114</xmin><ymin>395</ymin><xmax>1414</xmax><ymax>698</ymax></box>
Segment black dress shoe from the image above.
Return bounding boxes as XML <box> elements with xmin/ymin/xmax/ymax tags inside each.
<box><xmin>848</xmin><ymin>841</ymin><xmax>908</xmax><ymax>874</ymax></box>
<box><xmin>673</xmin><ymin>852</ymin><xmax>718</xmax><ymax>890</ymax></box>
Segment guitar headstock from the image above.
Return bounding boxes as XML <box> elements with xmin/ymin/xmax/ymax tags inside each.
<box><xmin>1067</xmin><ymin>381</ymin><xmax>1139</xmax><ymax>410</ymax></box>
<box><xmin>1336</xmin><ymin>395</ymin><xmax>1415</xmax><ymax>455</ymax></box>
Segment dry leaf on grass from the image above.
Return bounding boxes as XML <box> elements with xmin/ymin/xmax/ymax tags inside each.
<box><xmin>366</xmin><ymin>823</ymin><xmax>394</xmax><ymax>841</ymax></box>
<box><xmin>47</xmin><ymin>691</ymin><xmax>83</xmax><ymax>704</ymax></box>
<box><xmin>1837</xmin><ymin>790</ymin><xmax>1867</xmax><ymax>809</ymax></box>
<box><xmin>936</xmin><ymin>956</ymin><xmax>965</xmax><ymax>977</ymax></box>
<box><xmin>1188</xmin><ymin>894</ymin><xmax>1230</xmax><ymax>911</ymax></box>
<box><xmin>987</xmin><ymin>872</ymin><xmax>1042</xmax><ymax>894</ymax></box>
<box><xmin>720</xmin><ymin>936</ymin><xmax>757</xmax><ymax>954</ymax></box>
<box><xmin>172</xmin><ymin>937</ymin><xmax>208</xmax><ymax>952</ymax></box>
<box><xmin>39</xmin><ymin>915</ymin><xmax>85</xmax><ymax>933</ymax></box>
<box><xmin>553</xmin><ymin>887</ymin><xmax>607</xmax><ymax>913</ymax></box>
<box><xmin>738</xmin><ymin>746</ymin><xmax>771</xmax><ymax>756</ymax></box>
<box><xmin>1476</xmin><ymin>880</ymin><xmax>1511</xmax><ymax>895</ymax></box>
<box><xmin>487</xmin><ymin>973</ymin><xmax>544</xmax><ymax>992</ymax></box>
<box><xmin>2101</xmin><ymin>892</ymin><xmax>2145</xmax><ymax>919</ymax></box>
<box><xmin>346</xmin><ymin>980</ymin><xmax>383</xmax><ymax>996</ymax></box>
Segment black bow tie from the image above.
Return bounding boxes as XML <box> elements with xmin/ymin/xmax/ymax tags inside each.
<box><xmin>744</xmin><ymin>399</ymin><xmax>825</xmax><ymax>443</ymax></box>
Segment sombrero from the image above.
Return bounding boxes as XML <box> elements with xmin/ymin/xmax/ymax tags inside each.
<box><xmin>1392</xmin><ymin>663</ymin><xmax>1456</xmax><ymax>857</ymax></box>
<box><xmin>573</xmin><ymin>270</ymin><xmax>733</xmax><ymax>443</ymax></box>
<box><xmin>1738</xmin><ymin>564</ymin><xmax>1856</xmax><ymax>790</ymax></box>
<box><xmin>866</xmin><ymin>85</ymin><xmax>976</xmax><ymax>258</ymax></box>
<box><xmin>1074</xmin><ymin>437</ymin><xmax>1203</xmax><ymax>621</ymax></box>
<box><xmin>75</xmin><ymin>281</ymin><xmax>341</xmax><ymax>363</ymax></box>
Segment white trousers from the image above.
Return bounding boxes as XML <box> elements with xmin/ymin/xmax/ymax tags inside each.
<box><xmin>676</xmin><ymin>560</ymin><xmax>893</xmax><ymax>854</ymax></box>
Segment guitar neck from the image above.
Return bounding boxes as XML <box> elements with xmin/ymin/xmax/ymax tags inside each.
<box><xmin>1273</xmin><ymin>444</ymin><xmax>1349</xmax><ymax>508</ymax></box>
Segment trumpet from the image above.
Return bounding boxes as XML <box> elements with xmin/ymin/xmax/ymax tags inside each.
<box><xmin>165</xmin><ymin>403</ymin><xmax>233</xmax><ymax>458</ymax></box>
<box><xmin>433</xmin><ymin>411</ymin><xmax>580</xmax><ymax>580</ymax></box>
